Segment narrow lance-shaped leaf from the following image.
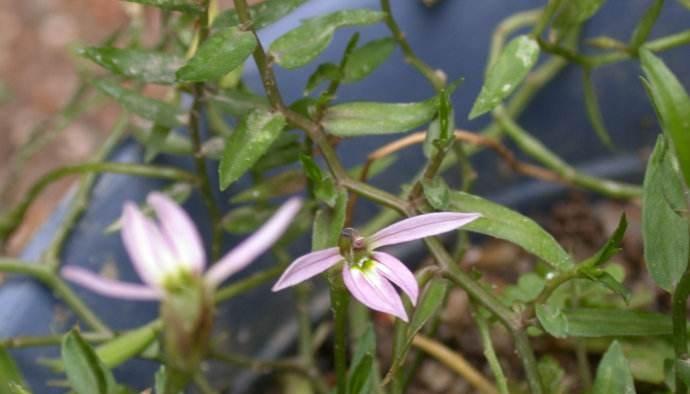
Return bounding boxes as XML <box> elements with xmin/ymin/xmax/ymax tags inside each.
<box><xmin>536</xmin><ymin>304</ymin><xmax>569</xmax><ymax>338</ymax></box>
<box><xmin>323</xmin><ymin>96</ymin><xmax>439</xmax><ymax>137</ymax></box>
<box><xmin>629</xmin><ymin>0</ymin><xmax>664</xmax><ymax>50</ymax></box>
<box><xmin>583</xmin><ymin>70</ymin><xmax>614</xmax><ymax>149</ymax></box>
<box><xmin>640</xmin><ymin>49</ymin><xmax>690</xmax><ymax>186</ymax></box>
<box><xmin>269</xmin><ymin>9</ymin><xmax>386</xmax><ymax>69</ymax></box>
<box><xmin>61</xmin><ymin>330</ymin><xmax>117</xmax><ymax>394</ymax></box>
<box><xmin>79</xmin><ymin>47</ymin><xmax>183</xmax><ymax>84</ymax></box>
<box><xmin>559</xmin><ymin>308</ymin><xmax>671</xmax><ymax>337</ymax></box>
<box><xmin>176</xmin><ymin>27</ymin><xmax>256</xmax><ymax>83</ymax></box>
<box><xmin>122</xmin><ymin>0</ymin><xmax>202</xmax><ymax>13</ymax></box>
<box><xmin>94</xmin><ymin>80</ymin><xmax>184</xmax><ymax>128</ymax></box>
<box><xmin>342</xmin><ymin>37</ymin><xmax>396</xmax><ymax>83</ymax></box>
<box><xmin>592</xmin><ymin>341</ymin><xmax>636</xmax><ymax>394</ymax></box>
<box><xmin>219</xmin><ymin>109</ymin><xmax>286</xmax><ymax>189</ymax></box>
<box><xmin>0</xmin><ymin>346</ymin><xmax>27</xmax><ymax>393</ymax></box>
<box><xmin>641</xmin><ymin>136</ymin><xmax>689</xmax><ymax>291</ymax></box>
<box><xmin>469</xmin><ymin>35</ymin><xmax>539</xmax><ymax>119</ymax></box>
<box><xmin>212</xmin><ymin>0</ymin><xmax>307</xmax><ymax>29</ymax></box>
<box><xmin>553</xmin><ymin>0</ymin><xmax>608</xmax><ymax>31</ymax></box>
<box><xmin>230</xmin><ymin>170</ymin><xmax>304</xmax><ymax>203</ymax></box>
<box><xmin>427</xmin><ymin>187</ymin><xmax>574</xmax><ymax>271</ymax></box>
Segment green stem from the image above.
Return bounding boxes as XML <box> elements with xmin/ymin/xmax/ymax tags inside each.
<box><xmin>673</xmin><ymin>270</ymin><xmax>690</xmax><ymax>394</ymax></box>
<box><xmin>590</xmin><ymin>29</ymin><xmax>690</xmax><ymax>67</ymax></box>
<box><xmin>531</xmin><ymin>0</ymin><xmax>565</xmax><ymax>38</ymax></box>
<box><xmin>471</xmin><ymin>303</ymin><xmax>510</xmax><ymax>394</ymax></box>
<box><xmin>513</xmin><ymin>330</ymin><xmax>543</xmax><ymax>394</ymax></box>
<box><xmin>43</xmin><ymin>114</ymin><xmax>129</xmax><ymax>270</ymax></box>
<box><xmin>494</xmin><ymin>107</ymin><xmax>641</xmax><ymax>199</ymax></box>
<box><xmin>188</xmin><ymin>0</ymin><xmax>223</xmax><ymax>261</ymax></box>
<box><xmin>0</xmin><ymin>259</ymin><xmax>111</xmax><ymax>334</ymax></box>
<box><xmin>213</xmin><ymin>265</ymin><xmax>282</xmax><ymax>302</ymax></box>
<box><xmin>328</xmin><ymin>268</ymin><xmax>349</xmax><ymax>394</ymax></box>
<box><xmin>379</xmin><ymin>0</ymin><xmax>445</xmax><ymax>91</ymax></box>
<box><xmin>0</xmin><ymin>331</ymin><xmax>111</xmax><ymax>349</ymax></box>
<box><xmin>0</xmin><ymin>163</ymin><xmax>198</xmax><ymax>243</ymax></box>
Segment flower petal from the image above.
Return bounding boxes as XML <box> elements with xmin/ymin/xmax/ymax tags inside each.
<box><xmin>369</xmin><ymin>212</ymin><xmax>481</xmax><ymax>249</ymax></box>
<box><xmin>148</xmin><ymin>192</ymin><xmax>205</xmax><ymax>274</ymax></box>
<box><xmin>121</xmin><ymin>202</ymin><xmax>169</xmax><ymax>286</ymax></box>
<box><xmin>372</xmin><ymin>252</ymin><xmax>419</xmax><ymax>305</ymax></box>
<box><xmin>272</xmin><ymin>248</ymin><xmax>342</xmax><ymax>291</ymax></box>
<box><xmin>61</xmin><ymin>266</ymin><xmax>161</xmax><ymax>301</ymax></box>
<box><xmin>342</xmin><ymin>265</ymin><xmax>408</xmax><ymax>322</ymax></box>
<box><xmin>205</xmin><ymin>197</ymin><xmax>303</xmax><ymax>287</ymax></box>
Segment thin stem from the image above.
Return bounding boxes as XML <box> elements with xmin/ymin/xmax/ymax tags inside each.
<box><xmin>188</xmin><ymin>0</ymin><xmax>223</xmax><ymax>261</ymax></box>
<box><xmin>213</xmin><ymin>265</ymin><xmax>282</xmax><ymax>302</ymax></box>
<box><xmin>0</xmin><ymin>331</ymin><xmax>111</xmax><ymax>349</ymax></box>
<box><xmin>494</xmin><ymin>107</ymin><xmax>641</xmax><ymax>199</ymax></box>
<box><xmin>590</xmin><ymin>29</ymin><xmax>690</xmax><ymax>67</ymax></box>
<box><xmin>42</xmin><ymin>114</ymin><xmax>129</xmax><ymax>270</ymax></box>
<box><xmin>513</xmin><ymin>330</ymin><xmax>543</xmax><ymax>394</ymax></box>
<box><xmin>412</xmin><ymin>334</ymin><xmax>499</xmax><ymax>394</ymax></box>
<box><xmin>296</xmin><ymin>283</ymin><xmax>315</xmax><ymax>367</ymax></box>
<box><xmin>673</xmin><ymin>270</ymin><xmax>690</xmax><ymax>394</ymax></box>
<box><xmin>0</xmin><ymin>259</ymin><xmax>111</xmax><ymax>334</ymax></box>
<box><xmin>531</xmin><ymin>0</ymin><xmax>565</xmax><ymax>38</ymax></box>
<box><xmin>471</xmin><ymin>303</ymin><xmax>510</xmax><ymax>394</ymax></box>
<box><xmin>328</xmin><ymin>268</ymin><xmax>349</xmax><ymax>394</ymax></box>
<box><xmin>379</xmin><ymin>0</ymin><xmax>445</xmax><ymax>91</ymax></box>
<box><xmin>0</xmin><ymin>162</ymin><xmax>198</xmax><ymax>243</ymax></box>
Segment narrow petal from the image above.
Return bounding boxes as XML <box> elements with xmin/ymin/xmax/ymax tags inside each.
<box><xmin>61</xmin><ymin>266</ymin><xmax>161</xmax><ymax>301</ymax></box>
<box><xmin>369</xmin><ymin>212</ymin><xmax>481</xmax><ymax>249</ymax></box>
<box><xmin>272</xmin><ymin>248</ymin><xmax>342</xmax><ymax>291</ymax></box>
<box><xmin>148</xmin><ymin>192</ymin><xmax>206</xmax><ymax>274</ymax></box>
<box><xmin>205</xmin><ymin>197</ymin><xmax>303</xmax><ymax>287</ymax></box>
<box><xmin>372</xmin><ymin>252</ymin><xmax>419</xmax><ymax>305</ymax></box>
<box><xmin>121</xmin><ymin>202</ymin><xmax>167</xmax><ymax>286</ymax></box>
<box><xmin>342</xmin><ymin>265</ymin><xmax>408</xmax><ymax>322</ymax></box>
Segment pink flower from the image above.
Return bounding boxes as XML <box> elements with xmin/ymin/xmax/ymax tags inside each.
<box><xmin>272</xmin><ymin>212</ymin><xmax>480</xmax><ymax>321</ymax></box>
<box><xmin>62</xmin><ymin>193</ymin><xmax>302</xmax><ymax>300</ymax></box>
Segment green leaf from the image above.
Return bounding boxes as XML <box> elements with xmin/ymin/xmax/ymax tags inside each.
<box><xmin>222</xmin><ymin>205</ymin><xmax>276</xmax><ymax>234</ymax></box>
<box><xmin>323</xmin><ymin>96</ymin><xmax>438</xmax><ymax>137</ymax></box>
<box><xmin>79</xmin><ymin>47</ymin><xmax>183</xmax><ymax>84</ymax></box>
<box><xmin>679</xmin><ymin>0</ymin><xmax>690</xmax><ymax>9</ymax></box>
<box><xmin>538</xmin><ymin>356</ymin><xmax>567</xmax><ymax>394</ymax></box>
<box><xmin>347</xmin><ymin>324</ymin><xmax>378</xmax><ymax>394</ymax></box>
<box><xmin>583</xmin><ymin>70</ymin><xmax>614</xmax><ymax>149</ymax></box>
<box><xmin>420</xmin><ymin>178</ymin><xmax>450</xmax><ymax>210</ymax></box>
<box><xmin>503</xmin><ymin>272</ymin><xmax>546</xmax><ymax>304</ymax></box>
<box><xmin>677</xmin><ymin>359</ymin><xmax>690</xmax><ymax>388</ymax></box>
<box><xmin>561</xmin><ymin>308</ymin><xmax>671</xmax><ymax>337</ymax></box>
<box><xmin>213</xmin><ymin>0</ymin><xmax>306</xmax><ymax>29</ymax></box>
<box><xmin>342</xmin><ymin>37</ymin><xmax>396</xmax><ymax>83</ymax></box>
<box><xmin>407</xmin><ymin>278</ymin><xmax>448</xmax><ymax>341</ymax></box>
<box><xmin>269</xmin><ymin>9</ymin><xmax>386</xmax><ymax>69</ymax></box>
<box><xmin>582</xmin><ymin>214</ymin><xmax>627</xmax><ymax>268</ymax></box>
<box><xmin>0</xmin><ymin>346</ymin><xmax>27</xmax><ymax>393</ymax></box>
<box><xmin>592</xmin><ymin>341</ymin><xmax>636</xmax><ymax>394</ymax></box>
<box><xmin>469</xmin><ymin>35</ymin><xmax>539</xmax><ymax>119</ymax></box>
<box><xmin>230</xmin><ymin>170</ymin><xmax>305</xmax><ymax>203</ymax></box>
<box><xmin>536</xmin><ymin>304</ymin><xmax>569</xmax><ymax>338</ymax></box>
<box><xmin>312</xmin><ymin>188</ymin><xmax>348</xmax><ymax>250</ymax></box>
<box><xmin>94</xmin><ymin>80</ymin><xmax>184</xmax><ymax>128</ymax></box>
<box><xmin>629</xmin><ymin>0</ymin><xmax>664</xmax><ymax>50</ymax></box>
<box><xmin>209</xmin><ymin>89</ymin><xmax>270</xmax><ymax>117</ymax></box>
<box><xmin>300</xmin><ymin>154</ymin><xmax>337</xmax><ymax>207</ymax></box>
<box><xmin>176</xmin><ymin>27</ymin><xmax>256</xmax><ymax>83</ymax></box>
<box><xmin>579</xmin><ymin>266</ymin><xmax>631</xmax><ymax>303</ymax></box>
<box><xmin>429</xmin><ymin>189</ymin><xmax>573</xmax><ymax>271</ymax></box>
<box><xmin>553</xmin><ymin>0</ymin><xmax>607</xmax><ymax>31</ymax></box>
<box><xmin>641</xmin><ymin>136</ymin><xmax>689</xmax><ymax>291</ymax></box>
<box><xmin>348</xmin><ymin>355</ymin><xmax>374</xmax><ymax>394</ymax></box>
<box><xmin>61</xmin><ymin>330</ymin><xmax>117</xmax><ymax>394</ymax></box>
<box><xmin>304</xmin><ymin>63</ymin><xmax>342</xmax><ymax>95</ymax></box>
<box><xmin>640</xmin><ymin>49</ymin><xmax>690</xmax><ymax>186</ymax></box>
<box><xmin>122</xmin><ymin>0</ymin><xmax>202</xmax><ymax>13</ymax></box>
<box><xmin>219</xmin><ymin>109</ymin><xmax>286</xmax><ymax>190</ymax></box>
<box><xmin>94</xmin><ymin>323</ymin><xmax>159</xmax><ymax>368</ymax></box>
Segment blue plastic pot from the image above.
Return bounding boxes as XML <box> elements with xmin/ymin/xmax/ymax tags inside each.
<box><xmin>2</xmin><ymin>0</ymin><xmax>688</xmax><ymax>392</ymax></box>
